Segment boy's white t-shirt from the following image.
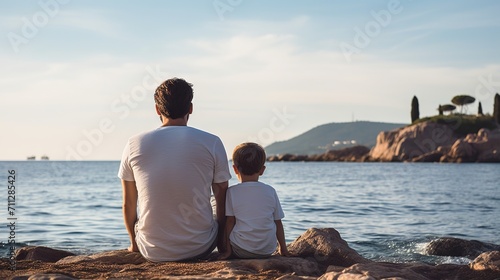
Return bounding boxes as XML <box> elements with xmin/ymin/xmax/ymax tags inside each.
<box><xmin>226</xmin><ymin>181</ymin><xmax>285</xmax><ymax>255</ymax></box>
<box><xmin>118</xmin><ymin>126</ymin><xmax>231</xmax><ymax>261</ymax></box>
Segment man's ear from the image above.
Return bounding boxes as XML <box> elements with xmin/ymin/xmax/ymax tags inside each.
<box><xmin>259</xmin><ymin>165</ymin><xmax>266</xmax><ymax>175</ymax></box>
<box><xmin>155</xmin><ymin>104</ymin><xmax>161</xmax><ymax>115</ymax></box>
<box><xmin>189</xmin><ymin>103</ymin><xmax>193</xmax><ymax>114</ymax></box>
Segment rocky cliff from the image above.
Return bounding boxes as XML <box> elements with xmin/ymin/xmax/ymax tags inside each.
<box><xmin>267</xmin><ymin>145</ymin><xmax>371</xmax><ymax>162</ymax></box>
<box><xmin>368</xmin><ymin>121</ymin><xmax>500</xmax><ymax>163</ymax></box>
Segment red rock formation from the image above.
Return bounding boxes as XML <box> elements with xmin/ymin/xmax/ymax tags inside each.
<box><xmin>369</xmin><ymin>121</ymin><xmax>500</xmax><ymax>163</ymax></box>
<box><xmin>444</xmin><ymin>128</ymin><xmax>500</xmax><ymax>163</ymax></box>
<box><xmin>369</xmin><ymin>122</ymin><xmax>459</xmax><ymax>162</ymax></box>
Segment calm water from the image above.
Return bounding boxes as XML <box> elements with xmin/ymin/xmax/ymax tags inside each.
<box><xmin>0</xmin><ymin>161</ymin><xmax>498</xmax><ymax>264</ymax></box>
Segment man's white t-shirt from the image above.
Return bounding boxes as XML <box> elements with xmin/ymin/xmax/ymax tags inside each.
<box><xmin>226</xmin><ymin>181</ymin><xmax>285</xmax><ymax>255</ymax></box>
<box><xmin>118</xmin><ymin>126</ymin><xmax>231</xmax><ymax>261</ymax></box>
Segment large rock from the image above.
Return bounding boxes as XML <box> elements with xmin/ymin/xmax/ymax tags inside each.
<box><xmin>287</xmin><ymin>228</ymin><xmax>370</xmax><ymax>268</ymax></box>
<box><xmin>58</xmin><ymin>250</ymin><xmax>319</xmax><ymax>276</ymax></box>
<box><xmin>15</xmin><ymin>246</ymin><xmax>75</xmax><ymax>263</ymax></box>
<box><xmin>445</xmin><ymin>128</ymin><xmax>500</xmax><ymax>163</ymax></box>
<box><xmin>411</xmin><ymin>150</ymin><xmax>444</xmax><ymax>162</ymax></box>
<box><xmin>320</xmin><ymin>146</ymin><xmax>370</xmax><ymax>162</ymax></box>
<box><xmin>425</xmin><ymin>237</ymin><xmax>500</xmax><ymax>259</ymax></box>
<box><xmin>319</xmin><ymin>262</ymin><xmax>432</xmax><ymax>280</ymax></box>
<box><xmin>470</xmin><ymin>251</ymin><xmax>500</xmax><ymax>271</ymax></box>
<box><xmin>369</xmin><ymin>122</ymin><xmax>459</xmax><ymax>162</ymax></box>
<box><xmin>227</xmin><ymin>256</ymin><xmax>322</xmax><ymax>277</ymax></box>
<box><xmin>267</xmin><ymin>146</ymin><xmax>371</xmax><ymax>162</ymax></box>
<box><xmin>57</xmin><ymin>249</ymin><xmax>146</xmax><ymax>265</ymax></box>
<box><xmin>25</xmin><ymin>274</ymin><xmax>77</xmax><ymax>280</ymax></box>
<box><xmin>57</xmin><ymin>247</ymin><xmax>320</xmax><ymax>276</ymax></box>
<box><xmin>319</xmin><ymin>261</ymin><xmax>500</xmax><ymax>280</ymax></box>
<box><xmin>369</xmin><ymin>121</ymin><xmax>500</xmax><ymax>163</ymax></box>
<box><xmin>447</xmin><ymin>139</ymin><xmax>477</xmax><ymax>162</ymax></box>
<box><xmin>6</xmin><ymin>231</ymin><xmax>500</xmax><ymax>279</ymax></box>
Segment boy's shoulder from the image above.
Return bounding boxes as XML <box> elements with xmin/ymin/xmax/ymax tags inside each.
<box><xmin>229</xmin><ymin>181</ymin><xmax>276</xmax><ymax>193</ymax></box>
<box><xmin>229</xmin><ymin>181</ymin><xmax>274</xmax><ymax>188</ymax></box>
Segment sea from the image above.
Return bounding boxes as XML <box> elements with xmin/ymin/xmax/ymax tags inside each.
<box><xmin>0</xmin><ymin>161</ymin><xmax>499</xmax><ymax>265</ymax></box>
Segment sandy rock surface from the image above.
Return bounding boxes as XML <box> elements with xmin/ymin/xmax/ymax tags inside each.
<box><xmin>3</xmin><ymin>228</ymin><xmax>500</xmax><ymax>280</ymax></box>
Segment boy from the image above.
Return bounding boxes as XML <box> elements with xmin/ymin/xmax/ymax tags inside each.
<box><xmin>219</xmin><ymin>142</ymin><xmax>289</xmax><ymax>259</ymax></box>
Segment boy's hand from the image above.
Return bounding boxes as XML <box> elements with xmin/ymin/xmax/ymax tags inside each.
<box><xmin>218</xmin><ymin>250</ymin><xmax>232</xmax><ymax>260</ymax></box>
<box><xmin>278</xmin><ymin>247</ymin><xmax>291</xmax><ymax>257</ymax></box>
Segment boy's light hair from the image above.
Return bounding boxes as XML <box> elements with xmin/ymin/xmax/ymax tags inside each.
<box><xmin>232</xmin><ymin>142</ymin><xmax>266</xmax><ymax>176</ymax></box>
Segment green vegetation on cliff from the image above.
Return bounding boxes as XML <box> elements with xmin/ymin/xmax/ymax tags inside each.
<box><xmin>414</xmin><ymin>114</ymin><xmax>498</xmax><ymax>136</ymax></box>
<box><xmin>412</xmin><ymin>93</ymin><xmax>498</xmax><ymax>136</ymax></box>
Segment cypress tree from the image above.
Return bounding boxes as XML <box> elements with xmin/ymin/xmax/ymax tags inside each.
<box><xmin>494</xmin><ymin>93</ymin><xmax>500</xmax><ymax>123</ymax></box>
<box><xmin>478</xmin><ymin>102</ymin><xmax>484</xmax><ymax>115</ymax></box>
<box><xmin>438</xmin><ymin>105</ymin><xmax>443</xmax><ymax>116</ymax></box>
<box><xmin>411</xmin><ymin>96</ymin><xmax>419</xmax><ymax>123</ymax></box>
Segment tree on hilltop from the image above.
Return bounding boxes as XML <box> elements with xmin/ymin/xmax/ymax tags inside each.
<box><xmin>411</xmin><ymin>96</ymin><xmax>419</xmax><ymax>123</ymax></box>
<box><xmin>440</xmin><ymin>104</ymin><xmax>456</xmax><ymax>115</ymax></box>
<box><xmin>494</xmin><ymin>93</ymin><xmax>500</xmax><ymax>124</ymax></box>
<box><xmin>438</xmin><ymin>105</ymin><xmax>443</xmax><ymax>115</ymax></box>
<box><xmin>451</xmin><ymin>95</ymin><xmax>475</xmax><ymax>114</ymax></box>
<box><xmin>478</xmin><ymin>102</ymin><xmax>484</xmax><ymax>116</ymax></box>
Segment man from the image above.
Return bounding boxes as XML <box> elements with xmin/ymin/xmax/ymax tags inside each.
<box><xmin>118</xmin><ymin>78</ymin><xmax>231</xmax><ymax>261</ymax></box>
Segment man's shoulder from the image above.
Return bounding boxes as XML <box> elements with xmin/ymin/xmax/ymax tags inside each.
<box><xmin>185</xmin><ymin>126</ymin><xmax>218</xmax><ymax>138</ymax></box>
<box><xmin>128</xmin><ymin>129</ymin><xmax>154</xmax><ymax>142</ymax></box>
<box><xmin>129</xmin><ymin>126</ymin><xmax>219</xmax><ymax>141</ymax></box>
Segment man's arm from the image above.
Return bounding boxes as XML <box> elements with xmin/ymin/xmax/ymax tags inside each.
<box><xmin>122</xmin><ymin>179</ymin><xmax>139</xmax><ymax>252</ymax></box>
<box><xmin>275</xmin><ymin>219</ymin><xmax>290</xmax><ymax>256</ymax></box>
<box><xmin>218</xmin><ymin>215</ymin><xmax>235</xmax><ymax>260</ymax></box>
<box><xmin>212</xmin><ymin>181</ymin><xmax>228</xmax><ymax>251</ymax></box>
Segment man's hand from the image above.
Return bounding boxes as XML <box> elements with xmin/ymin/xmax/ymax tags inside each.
<box><xmin>122</xmin><ymin>180</ymin><xmax>139</xmax><ymax>253</ymax></box>
<box><xmin>277</xmin><ymin>246</ymin><xmax>291</xmax><ymax>257</ymax></box>
<box><xmin>212</xmin><ymin>181</ymin><xmax>228</xmax><ymax>251</ymax></box>
<box><xmin>217</xmin><ymin>249</ymin><xmax>232</xmax><ymax>260</ymax></box>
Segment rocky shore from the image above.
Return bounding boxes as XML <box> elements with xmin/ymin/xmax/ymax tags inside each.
<box><xmin>267</xmin><ymin>146</ymin><xmax>371</xmax><ymax>162</ymax></box>
<box><xmin>2</xmin><ymin>228</ymin><xmax>500</xmax><ymax>280</ymax></box>
<box><xmin>267</xmin><ymin>121</ymin><xmax>500</xmax><ymax>163</ymax></box>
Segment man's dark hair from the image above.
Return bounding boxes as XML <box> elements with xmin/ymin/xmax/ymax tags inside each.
<box><xmin>154</xmin><ymin>78</ymin><xmax>193</xmax><ymax>119</ymax></box>
<box><xmin>232</xmin><ymin>143</ymin><xmax>266</xmax><ymax>176</ymax></box>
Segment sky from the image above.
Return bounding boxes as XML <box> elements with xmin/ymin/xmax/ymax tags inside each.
<box><xmin>1</xmin><ymin>0</ymin><xmax>499</xmax><ymax>160</ymax></box>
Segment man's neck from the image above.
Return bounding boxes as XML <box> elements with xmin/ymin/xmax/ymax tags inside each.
<box><xmin>238</xmin><ymin>174</ymin><xmax>260</xmax><ymax>182</ymax></box>
<box><xmin>160</xmin><ymin>115</ymin><xmax>189</xmax><ymax>127</ymax></box>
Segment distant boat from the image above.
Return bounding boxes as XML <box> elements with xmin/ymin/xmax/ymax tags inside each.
<box><xmin>27</xmin><ymin>156</ymin><xmax>36</xmax><ymax>160</ymax></box>
<box><xmin>41</xmin><ymin>155</ymin><xmax>49</xmax><ymax>160</ymax></box>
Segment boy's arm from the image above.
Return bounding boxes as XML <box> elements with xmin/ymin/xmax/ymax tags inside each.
<box><xmin>218</xmin><ymin>215</ymin><xmax>235</xmax><ymax>260</ymax></box>
<box><xmin>212</xmin><ymin>181</ymin><xmax>229</xmax><ymax>251</ymax></box>
<box><xmin>122</xmin><ymin>180</ymin><xmax>139</xmax><ymax>252</ymax></box>
<box><xmin>275</xmin><ymin>219</ymin><xmax>290</xmax><ymax>256</ymax></box>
